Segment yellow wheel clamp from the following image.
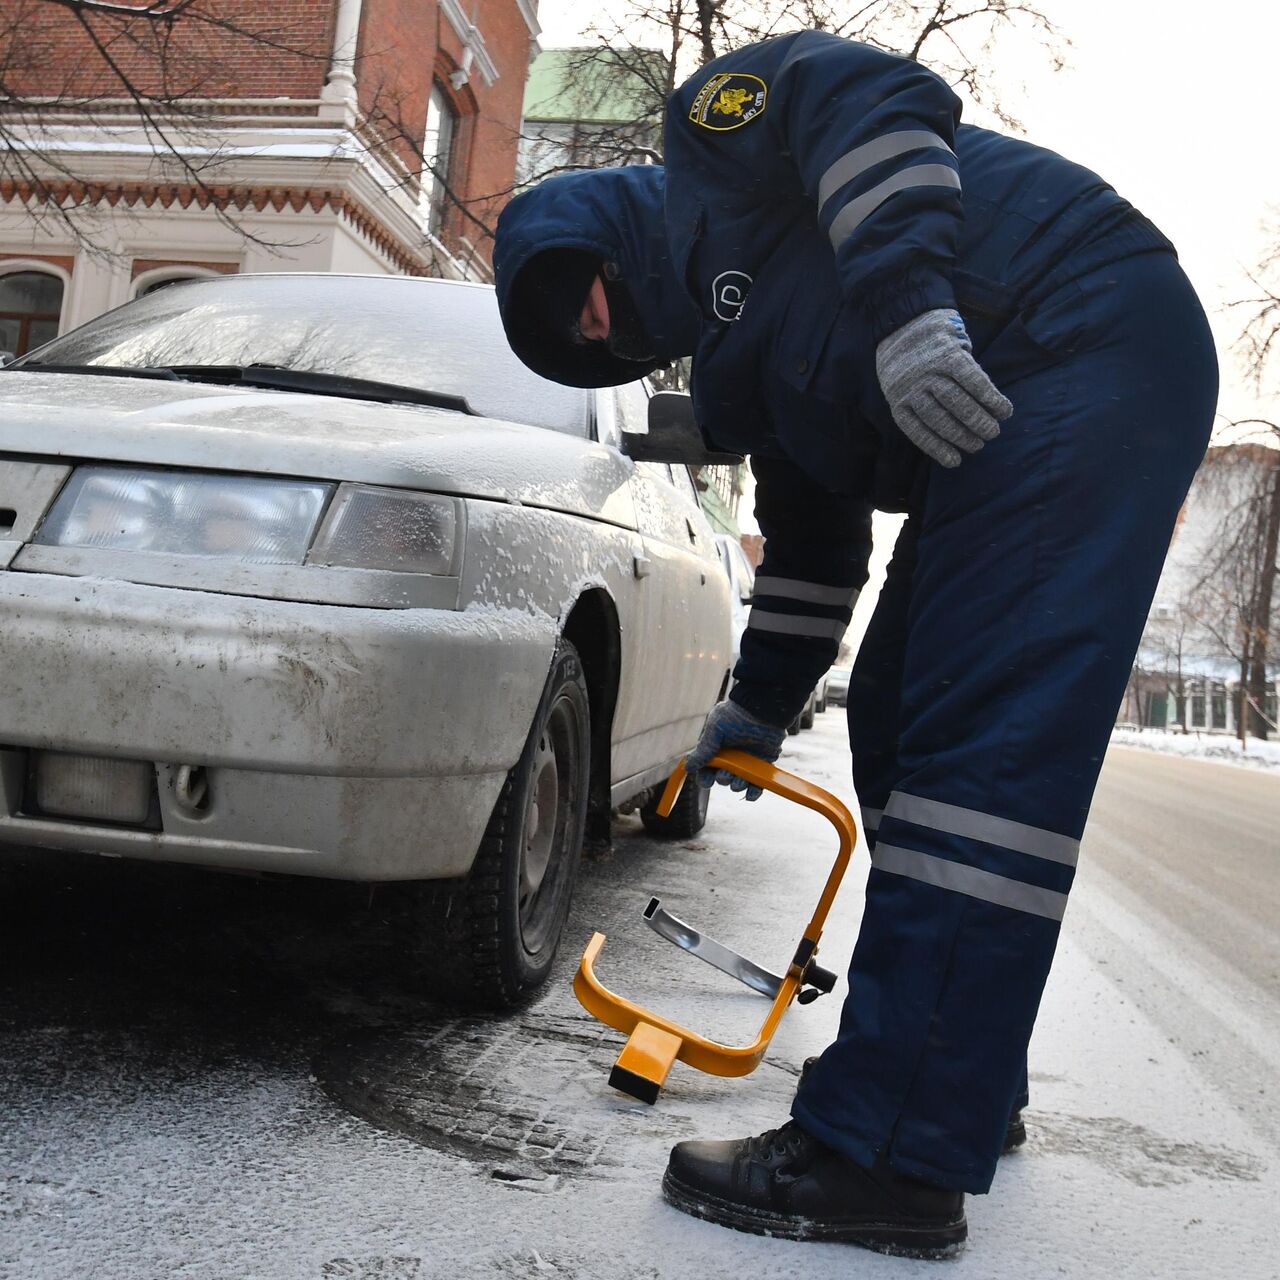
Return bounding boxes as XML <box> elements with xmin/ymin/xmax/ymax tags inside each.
<box><xmin>573</xmin><ymin>748</ymin><xmax>858</xmax><ymax>1104</ymax></box>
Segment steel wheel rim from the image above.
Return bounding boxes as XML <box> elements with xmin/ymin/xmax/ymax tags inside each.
<box><xmin>517</xmin><ymin>694</ymin><xmax>581</xmax><ymax>956</ymax></box>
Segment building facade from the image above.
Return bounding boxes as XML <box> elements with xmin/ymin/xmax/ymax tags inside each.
<box><xmin>0</xmin><ymin>0</ymin><xmax>539</xmax><ymax>353</ymax></box>
<box><xmin>516</xmin><ymin>46</ymin><xmax>665</xmax><ymax>184</ymax></box>
<box><xmin>1123</xmin><ymin>443</ymin><xmax>1280</xmax><ymax>738</ymax></box>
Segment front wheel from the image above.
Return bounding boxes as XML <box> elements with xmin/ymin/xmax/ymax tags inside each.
<box><xmin>422</xmin><ymin>638</ymin><xmax>590</xmax><ymax>1008</ymax></box>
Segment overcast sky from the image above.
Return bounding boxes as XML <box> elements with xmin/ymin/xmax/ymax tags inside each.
<box><xmin>533</xmin><ymin>0</ymin><xmax>1280</xmax><ymax>433</ymax></box>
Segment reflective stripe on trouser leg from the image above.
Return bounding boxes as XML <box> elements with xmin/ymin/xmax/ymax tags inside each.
<box><xmin>793</xmin><ymin>251</ymin><xmax>1218</xmax><ymax>1193</ymax></box>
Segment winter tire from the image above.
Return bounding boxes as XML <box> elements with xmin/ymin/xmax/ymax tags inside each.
<box><xmin>422</xmin><ymin>638</ymin><xmax>590</xmax><ymax>1008</ymax></box>
<box><xmin>640</xmin><ymin>772</ymin><xmax>710</xmax><ymax>839</ymax></box>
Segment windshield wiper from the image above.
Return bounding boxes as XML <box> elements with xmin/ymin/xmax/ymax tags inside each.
<box><xmin>13</xmin><ymin>361</ymin><xmax>477</xmax><ymax>415</ymax></box>
<box><xmin>164</xmin><ymin>364</ymin><xmax>477</xmax><ymax>414</ymax></box>
<box><xmin>10</xmin><ymin>363</ymin><xmax>184</xmax><ymax>382</ymax></box>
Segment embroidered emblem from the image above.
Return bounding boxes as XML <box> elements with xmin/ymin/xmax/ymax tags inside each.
<box><xmin>712</xmin><ymin>270</ymin><xmax>753</xmax><ymax>322</ymax></box>
<box><xmin>689</xmin><ymin>73</ymin><xmax>767</xmax><ymax>132</ymax></box>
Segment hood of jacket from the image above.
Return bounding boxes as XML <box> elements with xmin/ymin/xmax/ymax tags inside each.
<box><xmin>493</xmin><ymin>165</ymin><xmax>700</xmax><ymax>388</ymax></box>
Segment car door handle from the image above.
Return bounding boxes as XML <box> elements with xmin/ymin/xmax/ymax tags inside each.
<box><xmin>633</xmin><ymin>553</ymin><xmax>652</xmax><ymax>579</ymax></box>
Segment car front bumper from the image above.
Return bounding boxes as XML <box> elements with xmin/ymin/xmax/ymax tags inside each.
<box><xmin>0</xmin><ymin>573</ymin><xmax>557</xmax><ymax>879</ymax></box>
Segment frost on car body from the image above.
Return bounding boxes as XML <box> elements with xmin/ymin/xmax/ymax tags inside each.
<box><xmin>0</xmin><ymin>275</ymin><xmax>732</xmax><ymax>893</ymax></box>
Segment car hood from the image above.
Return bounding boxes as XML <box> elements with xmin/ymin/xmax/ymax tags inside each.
<box><xmin>0</xmin><ymin>372</ymin><xmax>637</xmax><ymax>526</ymax></box>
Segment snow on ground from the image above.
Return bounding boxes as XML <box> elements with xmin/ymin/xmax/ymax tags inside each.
<box><xmin>1</xmin><ymin>711</ymin><xmax>1275</xmax><ymax>1279</ymax></box>
<box><xmin>1111</xmin><ymin>726</ymin><xmax>1280</xmax><ymax>773</ymax></box>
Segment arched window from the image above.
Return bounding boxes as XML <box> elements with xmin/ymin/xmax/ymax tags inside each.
<box><xmin>422</xmin><ymin>81</ymin><xmax>459</xmax><ymax>234</ymax></box>
<box><xmin>0</xmin><ymin>271</ymin><xmax>64</xmax><ymax>358</ymax></box>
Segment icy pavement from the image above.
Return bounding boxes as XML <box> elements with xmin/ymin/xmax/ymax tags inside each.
<box><xmin>1111</xmin><ymin>725</ymin><xmax>1280</xmax><ymax>772</ymax></box>
<box><xmin>1</xmin><ymin>712</ymin><xmax>1276</xmax><ymax>1279</ymax></box>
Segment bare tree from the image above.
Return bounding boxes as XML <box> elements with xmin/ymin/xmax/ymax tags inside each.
<box><xmin>1231</xmin><ymin>210</ymin><xmax>1280</xmax><ymax>393</ymax></box>
<box><xmin>1183</xmin><ymin>440</ymin><xmax>1280</xmax><ymax>743</ymax></box>
<box><xmin>1204</xmin><ymin>214</ymin><xmax>1280</xmax><ymax>740</ymax></box>
<box><xmin>572</xmin><ymin>0</ymin><xmax>1066</xmax><ymax>142</ymax></box>
<box><xmin>0</xmin><ymin>0</ymin><xmax>330</xmax><ymax>252</ymax></box>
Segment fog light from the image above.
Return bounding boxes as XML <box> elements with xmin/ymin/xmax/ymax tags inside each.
<box><xmin>34</xmin><ymin>751</ymin><xmax>153</xmax><ymax>824</ymax></box>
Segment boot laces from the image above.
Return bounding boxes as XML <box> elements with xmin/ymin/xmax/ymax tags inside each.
<box><xmin>755</xmin><ymin>1120</ymin><xmax>808</xmax><ymax>1162</ymax></box>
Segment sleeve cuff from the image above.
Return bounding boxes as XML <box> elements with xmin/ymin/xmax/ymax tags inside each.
<box><xmin>729</xmin><ymin>679</ymin><xmax>808</xmax><ymax>730</ymax></box>
<box><xmin>858</xmin><ymin>265</ymin><xmax>958</xmax><ymax>348</ymax></box>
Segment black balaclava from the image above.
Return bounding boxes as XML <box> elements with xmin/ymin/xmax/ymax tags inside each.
<box><xmin>510</xmin><ymin>247</ymin><xmax>657</xmax><ymax>370</ymax></box>
<box><xmin>493</xmin><ymin>167</ymin><xmax>699</xmax><ymax>389</ymax></box>
<box><xmin>509</xmin><ymin>247</ymin><xmax>600</xmax><ymax>346</ymax></box>
<box><xmin>597</xmin><ymin>262</ymin><xmax>656</xmax><ymax>364</ymax></box>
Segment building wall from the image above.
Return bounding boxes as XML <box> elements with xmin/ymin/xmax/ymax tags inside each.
<box><xmin>0</xmin><ymin>0</ymin><xmax>539</xmax><ymax>346</ymax></box>
<box><xmin>3</xmin><ymin>0</ymin><xmax>335</xmax><ymax>101</ymax></box>
<box><xmin>356</xmin><ymin>0</ymin><xmax>438</xmax><ymax>174</ymax></box>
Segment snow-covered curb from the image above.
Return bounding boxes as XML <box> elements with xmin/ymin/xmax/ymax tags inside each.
<box><xmin>1110</xmin><ymin>726</ymin><xmax>1280</xmax><ymax>773</ymax></box>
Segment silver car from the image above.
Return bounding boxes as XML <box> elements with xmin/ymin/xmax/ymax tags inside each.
<box><xmin>0</xmin><ymin>274</ymin><xmax>733</xmax><ymax>1006</ymax></box>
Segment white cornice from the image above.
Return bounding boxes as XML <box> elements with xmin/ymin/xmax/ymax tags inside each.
<box><xmin>513</xmin><ymin>0</ymin><xmax>541</xmax><ymax>44</ymax></box>
<box><xmin>5</xmin><ymin>120</ymin><xmax>435</xmax><ymax>262</ymax></box>
<box><xmin>438</xmin><ymin>0</ymin><xmax>500</xmax><ymax>87</ymax></box>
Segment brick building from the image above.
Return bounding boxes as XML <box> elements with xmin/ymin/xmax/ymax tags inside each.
<box><xmin>0</xmin><ymin>0</ymin><xmax>539</xmax><ymax>354</ymax></box>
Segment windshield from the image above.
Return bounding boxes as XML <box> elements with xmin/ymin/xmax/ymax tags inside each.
<box><xmin>17</xmin><ymin>275</ymin><xmax>592</xmax><ymax>436</ymax></box>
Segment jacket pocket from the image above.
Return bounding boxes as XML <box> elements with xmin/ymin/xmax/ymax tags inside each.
<box><xmin>953</xmin><ymin>268</ymin><xmax>1079</xmax><ymax>385</ymax></box>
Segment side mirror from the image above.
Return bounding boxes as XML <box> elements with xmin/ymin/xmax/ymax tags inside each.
<box><xmin>620</xmin><ymin>391</ymin><xmax>743</xmax><ymax>467</ymax></box>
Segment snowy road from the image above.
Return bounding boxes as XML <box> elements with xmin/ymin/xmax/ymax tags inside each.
<box><xmin>1</xmin><ymin>715</ymin><xmax>1276</xmax><ymax>1279</ymax></box>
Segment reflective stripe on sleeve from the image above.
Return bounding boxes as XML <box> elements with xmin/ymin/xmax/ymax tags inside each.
<box><xmin>883</xmin><ymin>792</ymin><xmax>1080</xmax><ymax>867</ymax></box>
<box><xmin>753</xmin><ymin>575</ymin><xmax>860</xmax><ymax>610</ymax></box>
<box><xmin>860</xmin><ymin>806</ymin><xmax>883</xmax><ymax>835</ymax></box>
<box><xmin>873</xmin><ymin>843</ymin><xmax>1069</xmax><ymax>922</ymax></box>
<box><xmin>747</xmin><ymin>609</ymin><xmax>848</xmax><ymax>641</ymax></box>
<box><xmin>828</xmin><ymin>164</ymin><xmax>962</xmax><ymax>252</ymax></box>
<box><xmin>817</xmin><ymin>129</ymin><xmax>956</xmax><ymax>213</ymax></box>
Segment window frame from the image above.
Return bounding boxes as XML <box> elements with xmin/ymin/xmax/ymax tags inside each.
<box><xmin>423</xmin><ymin>80</ymin><xmax>461</xmax><ymax>235</ymax></box>
<box><xmin>0</xmin><ymin>264</ymin><xmax>69</xmax><ymax>357</ymax></box>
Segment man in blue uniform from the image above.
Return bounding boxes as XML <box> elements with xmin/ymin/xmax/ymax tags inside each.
<box><xmin>494</xmin><ymin>30</ymin><xmax>1217</xmax><ymax>1257</ymax></box>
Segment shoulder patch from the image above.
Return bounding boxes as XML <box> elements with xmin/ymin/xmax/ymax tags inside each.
<box><xmin>689</xmin><ymin>73</ymin><xmax>767</xmax><ymax>132</ymax></box>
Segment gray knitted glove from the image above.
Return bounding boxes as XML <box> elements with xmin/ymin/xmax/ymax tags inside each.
<box><xmin>685</xmin><ymin>700</ymin><xmax>785</xmax><ymax>802</ymax></box>
<box><xmin>875</xmin><ymin>308</ymin><xmax>1013</xmax><ymax>468</ymax></box>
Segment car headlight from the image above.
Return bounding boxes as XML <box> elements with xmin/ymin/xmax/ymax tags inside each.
<box><xmin>35</xmin><ymin>467</ymin><xmax>331</xmax><ymax>564</ymax></box>
<box><xmin>307</xmin><ymin>484</ymin><xmax>458</xmax><ymax>575</ymax></box>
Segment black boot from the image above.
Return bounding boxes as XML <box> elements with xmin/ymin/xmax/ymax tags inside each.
<box><xmin>663</xmin><ymin>1120</ymin><xmax>966</xmax><ymax>1258</ymax></box>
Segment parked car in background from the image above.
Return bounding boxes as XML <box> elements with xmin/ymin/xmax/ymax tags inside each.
<box><xmin>0</xmin><ymin>274</ymin><xmax>734</xmax><ymax>1007</ymax></box>
<box><xmin>788</xmin><ymin>674</ymin><xmax>828</xmax><ymax>735</ymax></box>
<box><xmin>825</xmin><ymin>667</ymin><xmax>853</xmax><ymax>707</ymax></box>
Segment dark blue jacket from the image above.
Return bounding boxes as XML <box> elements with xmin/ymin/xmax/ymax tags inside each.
<box><xmin>494</xmin><ymin>31</ymin><xmax>1175</xmax><ymax>727</ymax></box>
<box><xmin>664</xmin><ymin>30</ymin><xmax>1171</xmax><ymax>508</ymax></box>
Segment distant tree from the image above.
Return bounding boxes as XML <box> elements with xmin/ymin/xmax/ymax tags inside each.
<box><xmin>1231</xmin><ymin>209</ymin><xmax>1280</xmax><ymax>394</ymax></box>
<box><xmin>1139</xmin><ymin>600</ymin><xmax>1196</xmax><ymax>732</ymax></box>
<box><xmin>572</xmin><ymin>0</ymin><xmax>1067</xmax><ymax>148</ymax></box>
<box><xmin>1183</xmin><ymin>443</ymin><xmax>1280</xmax><ymax>742</ymax></box>
<box><xmin>1211</xmin><ymin>211</ymin><xmax>1280</xmax><ymax>739</ymax></box>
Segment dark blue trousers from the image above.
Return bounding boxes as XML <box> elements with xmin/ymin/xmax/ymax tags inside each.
<box><xmin>791</xmin><ymin>251</ymin><xmax>1218</xmax><ymax>1193</ymax></box>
